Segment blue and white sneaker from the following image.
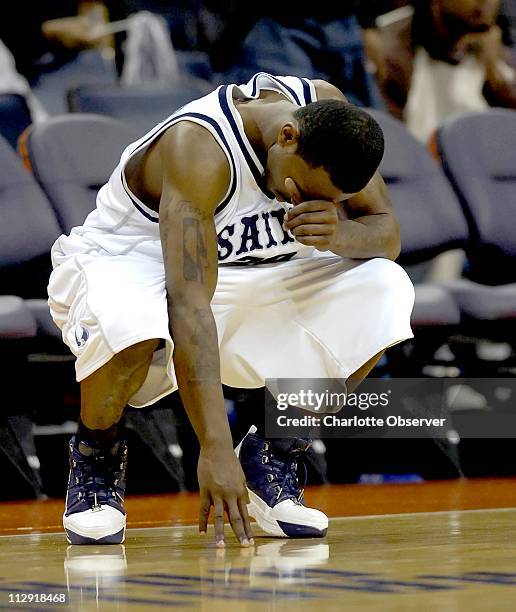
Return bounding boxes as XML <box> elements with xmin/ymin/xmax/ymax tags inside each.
<box><xmin>236</xmin><ymin>427</ymin><xmax>328</xmax><ymax>538</ymax></box>
<box><xmin>63</xmin><ymin>436</ymin><xmax>127</xmax><ymax>545</ymax></box>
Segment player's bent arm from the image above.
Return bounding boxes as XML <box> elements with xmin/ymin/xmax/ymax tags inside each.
<box><xmin>312</xmin><ymin>80</ymin><xmax>401</xmax><ymax>261</ymax></box>
<box><xmin>158</xmin><ymin>123</ymin><xmax>231</xmax><ymax>448</ymax></box>
<box><xmin>335</xmin><ymin>173</ymin><xmax>401</xmax><ymax>261</ymax></box>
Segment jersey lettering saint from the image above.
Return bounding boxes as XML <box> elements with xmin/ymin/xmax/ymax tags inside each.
<box><xmin>217</xmin><ymin>206</ymin><xmax>296</xmax><ymax>263</ymax></box>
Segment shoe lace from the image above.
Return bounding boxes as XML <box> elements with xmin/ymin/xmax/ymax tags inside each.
<box><xmin>262</xmin><ymin>442</ymin><xmax>308</xmax><ymax>504</ymax></box>
<box><xmin>71</xmin><ymin>447</ymin><xmax>125</xmax><ymax>509</ymax></box>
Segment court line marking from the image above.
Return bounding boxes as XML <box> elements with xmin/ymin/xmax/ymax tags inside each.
<box><xmin>0</xmin><ymin>506</ymin><xmax>515</xmax><ymax>538</ymax></box>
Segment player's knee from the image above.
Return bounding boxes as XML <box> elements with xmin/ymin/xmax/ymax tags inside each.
<box><xmin>115</xmin><ymin>339</ymin><xmax>160</xmax><ymax>372</ymax></box>
<box><xmin>372</xmin><ymin>259</ymin><xmax>414</xmax><ymax>304</ymax></box>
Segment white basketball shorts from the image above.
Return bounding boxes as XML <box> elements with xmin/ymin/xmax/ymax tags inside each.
<box><xmin>48</xmin><ymin>234</ymin><xmax>414</xmax><ymax>408</ymax></box>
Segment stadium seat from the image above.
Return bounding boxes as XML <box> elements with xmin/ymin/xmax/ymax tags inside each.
<box><xmin>0</xmin><ymin>94</ymin><xmax>32</xmax><ymax>150</ymax></box>
<box><xmin>366</xmin><ymin>110</ymin><xmax>467</xmax><ymax>329</ymax></box>
<box><xmin>0</xmin><ymin>133</ymin><xmax>61</xmax><ymax>300</ymax></box>
<box><xmin>0</xmin><ymin>296</ymin><xmax>37</xmax><ymax>340</ymax></box>
<box><xmin>24</xmin><ymin>114</ymin><xmax>140</xmax><ymax>234</ymax></box>
<box><xmin>67</xmin><ymin>79</ymin><xmax>211</xmax><ymax>133</ymax></box>
<box><xmin>436</xmin><ymin>109</ymin><xmax>516</xmax><ymax>286</ymax></box>
<box><xmin>435</xmin><ymin>109</ymin><xmax>516</xmax><ymax>371</ymax></box>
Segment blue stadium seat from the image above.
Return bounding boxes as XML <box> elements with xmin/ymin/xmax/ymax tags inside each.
<box><xmin>67</xmin><ymin>79</ymin><xmax>211</xmax><ymax>133</ymax></box>
<box><xmin>0</xmin><ymin>94</ymin><xmax>32</xmax><ymax>150</ymax></box>
<box><xmin>25</xmin><ymin>114</ymin><xmax>140</xmax><ymax>234</ymax></box>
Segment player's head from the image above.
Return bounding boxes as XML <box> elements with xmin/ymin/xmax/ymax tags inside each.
<box><xmin>264</xmin><ymin>99</ymin><xmax>384</xmax><ymax>203</ymax></box>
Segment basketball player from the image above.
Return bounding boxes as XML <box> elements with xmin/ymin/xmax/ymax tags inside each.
<box><xmin>48</xmin><ymin>73</ymin><xmax>415</xmax><ymax>546</ymax></box>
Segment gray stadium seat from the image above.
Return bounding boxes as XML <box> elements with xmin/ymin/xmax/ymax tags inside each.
<box><xmin>435</xmin><ymin>110</ymin><xmax>516</xmax><ymax>373</ymax></box>
<box><xmin>67</xmin><ymin>79</ymin><xmax>211</xmax><ymax>133</ymax></box>
<box><xmin>0</xmin><ymin>296</ymin><xmax>37</xmax><ymax>340</ymax></box>
<box><xmin>367</xmin><ymin>110</ymin><xmax>467</xmax><ymax>331</ymax></box>
<box><xmin>25</xmin><ymin>114</ymin><xmax>140</xmax><ymax>234</ymax></box>
<box><xmin>437</xmin><ymin>109</ymin><xmax>516</xmax><ymax>286</ymax></box>
<box><xmin>0</xmin><ymin>133</ymin><xmax>61</xmax><ymax>300</ymax></box>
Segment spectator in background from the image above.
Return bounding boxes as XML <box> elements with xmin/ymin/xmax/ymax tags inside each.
<box><xmin>365</xmin><ymin>0</ymin><xmax>516</xmax><ymax>141</ymax></box>
<box><xmin>0</xmin><ymin>1</ymin><xmax>108</xmax><ymax>85</ymax></box>
<box><xmin>204</xmin><ymin>0</ymin><xmax>384</xmax><ymax>108</ymax></box>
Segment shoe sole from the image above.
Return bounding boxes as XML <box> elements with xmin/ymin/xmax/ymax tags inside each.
<box><xmin>65</xmin><ymin>527</ymin><xmax>126</xmax><ymax>545</ymax></box>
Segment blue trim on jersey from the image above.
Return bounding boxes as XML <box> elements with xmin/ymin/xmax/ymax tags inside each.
<box><xmin>122</xmin><ymin>110</ymin><xmax>238</xmax><ymax>222</ymax></box>
<box><xmin>269</xmin><ymin>76</ymin><xmax>301</xmax><ymax>105</ymax></box>
<box><xmin>248</xmin><ymin>73</ymin><xmax>302</xmax><ymax>105</ymax></box>
<box><xmin>123</xmin><ymin>188</ymin><xmax>160</xmax><ymax>222</ymax></box>
<box><xmin>301</xmin><ymin>78</ymin><xmax>314</xmax><ymax>104</ymax></box>
<box><xmin>218</xmin><ymin>86</ymin><xmax>265</xmax><ymax>190</ymax></box>
<box><xmin>250</xmin><ymin>74</ymin><xmax>260</xmax><ymax>97</ymax></box>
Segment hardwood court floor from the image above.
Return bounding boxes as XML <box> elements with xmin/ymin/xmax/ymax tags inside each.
<box><xmin>0</xmin><ymin>480</ymin><xmax>515</xmax><ymax>611</ymax></box>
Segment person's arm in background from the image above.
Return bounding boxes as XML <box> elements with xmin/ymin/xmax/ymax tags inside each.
<box><xmin>438</xmin><ymin>3</ymin><xmax>516</xmax><ymax>109</ymax></box>
<box><xmin>42</xmin><ymin>1</ymin><xmax>110</xmax><ymax>50</ymax></box>
<box><xmin>457</xmin><ymin>24</ymin><xmax>516</xmax><ymax>108</ymax></box>
<box><xmin>284</xmin><ymin>79</ymin><xmax>400</xmax><ymax>261</ymax></box>
<box><xmin>157</xmin><ymin>122</ymin><xmax>253</xmax><ymax>547</ymax></box>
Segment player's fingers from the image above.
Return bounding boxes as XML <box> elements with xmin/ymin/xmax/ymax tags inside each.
<box><xmin>285</xmin><ymin>212</ymin><xmax>337</xmax><ymax>229</ymax></box>
<box><xmin>226</xmin><ymin>498</ymin><xmax>250</xmax><ymax>546</ymax></box>
<box><xmin>287</xmin><ymin>200</ymin><xmax>335</xmax><ymax>218</ymax></box>
<box><xmin>238</xmin><ymin>496</ymin><xmax>254</xmax><ymax>543</ymax></box>
<box><xmin>199</xmin><ymin>491</ymin><xmax>211</xmax><ymax>535</ymax></box>
<box><xmin>213</xmin><ymin>497</ymin><xmax>225</xmax><ymax>547</ymax></box>
<box><xmin>291</xmin><ymin>224</ymin><xmax>334</xmax><ymax>236</ymax></box>
<box><xmin>285</xmin><ymin>177</ymin><xmax>303</xmax><ymax>205</ymax></box>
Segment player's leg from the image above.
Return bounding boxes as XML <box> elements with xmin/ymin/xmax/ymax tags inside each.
<box><xmin>79</xmin><ymin>339</ymin><xmax>160</xmax><ymax>435</ymax></box>
<box><xmin>64</xmin><ymin>339</ymin><xmax>159</xmax><ymax>545</ymax></box>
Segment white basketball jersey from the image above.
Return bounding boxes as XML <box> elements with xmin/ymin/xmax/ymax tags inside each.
<box><xmin>79</xmin><ymin>73</ymin><xmax>319</xmax><ymax>265</ymax></box>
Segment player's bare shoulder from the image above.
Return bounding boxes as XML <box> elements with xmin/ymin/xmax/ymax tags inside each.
<box><xmin>158</xmin><ymin>121</ymin><xmax>231</xmax><ymax>213</ymax></box>
<box><xmin>312</xmin><ymin>79</ymin><xmax>348</xmax><ymax>103</ymax></box>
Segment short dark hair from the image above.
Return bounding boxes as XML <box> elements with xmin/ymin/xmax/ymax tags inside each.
<box><xmin>294</xmin><ymin>100</ymin><xmax>384</xmax><ymax>193</ymax></box>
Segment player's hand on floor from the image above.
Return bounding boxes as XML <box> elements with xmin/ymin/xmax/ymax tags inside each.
<box><xmin>197</xmin><ymin>445</ymin><xmax>254</xmax><ymax>547</ymax></box>
<box><xmin>284</xmin><ymin>177</ymin><xmax>339</xmax><ymax>251</ymax></box>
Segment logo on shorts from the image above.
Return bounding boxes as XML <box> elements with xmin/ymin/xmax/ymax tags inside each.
<box><xmin>75</xmin><ymin>325</ymin><xmax>90</xmax><ymax>348</ymax></box>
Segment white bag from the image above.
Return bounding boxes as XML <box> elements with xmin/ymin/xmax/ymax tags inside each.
<box><xmin>120</xmin><ymin>11</ymin><xmax>181</xmax><ymax>86</ymax></box>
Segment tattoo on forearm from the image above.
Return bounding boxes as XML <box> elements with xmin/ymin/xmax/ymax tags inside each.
<box><xmin>182</xmin><ymin>217</ymin><xmax>208</xmax><ymax>282</ymax></box>
<box><xmin>177</xmin><ymin>200</ymin><xmax>211</xmax><ymax>221</ymax></box>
